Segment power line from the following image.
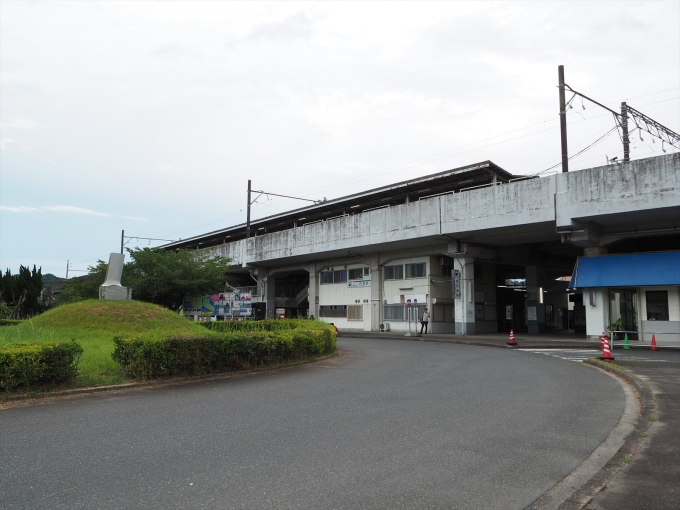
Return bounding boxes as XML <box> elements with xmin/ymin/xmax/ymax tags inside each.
<box><xmin>532</xmin><ymin>126</ymin><xmax>619</xmax><ymax>176</ymax></box>
<box><xmin>163</xmin><ymin>90</ymin><xmax>679</xmax><ymax>238</ymax></box>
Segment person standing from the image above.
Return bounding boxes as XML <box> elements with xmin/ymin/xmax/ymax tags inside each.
<box><xmin>420</xmin><ymin>308</ymin><xmax>430</xmax><ymax>334</ymax></box>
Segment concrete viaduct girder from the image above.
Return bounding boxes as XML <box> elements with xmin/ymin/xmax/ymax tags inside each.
<box><xmin>205</xmin><ymin>153</ymin><xmax>679</xmax><ymax>270</ymax></box>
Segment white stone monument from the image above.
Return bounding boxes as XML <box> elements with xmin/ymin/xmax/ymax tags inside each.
<box><xmin>99</xmin><ymin>252</ymin><xmax>132</xmax><ymax>301</ymax></box>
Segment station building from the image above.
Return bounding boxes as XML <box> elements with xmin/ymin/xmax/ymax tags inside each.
<box><xmin>165</xmin><ymin>154</ymin><xmax>680</xmax><ymax>343</ymax></box>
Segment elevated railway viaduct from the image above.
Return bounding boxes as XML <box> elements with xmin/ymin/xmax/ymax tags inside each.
<box><xmin>166</xmin><ymin>153</ymin><xmax>680</xmax><ymax>341</ymax></box>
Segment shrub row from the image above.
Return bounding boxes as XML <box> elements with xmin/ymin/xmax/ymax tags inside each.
<box><xmin>112</xmin><ymin>327</ymin><xmax>336</xmax><ymax>379</ymax></box>
<box><xmin>200</xmin><ymin>318</ymin><xmax>325</xmax><ymax>333</ymax></box>
<box><xmin>0</xmin><ymin>341</ymin><xmax>83</xmax><ymax>392</ymax></box>
<box><xmin>0</xmin><ymin>319</ymin><xmax>24</xmax><ymax>327</ymax></box>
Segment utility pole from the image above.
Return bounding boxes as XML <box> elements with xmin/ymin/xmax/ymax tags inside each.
<box><xmin>246</xmin><ymin>179</ymin><xmax>251</xmax><ymax>239</ymax></box>
<box><xmin>121</xmin><ymin>229</ymin><xmax>124</xmax><ymax>254</ymax></box>
<box><xmin>65</xmin><ymin>260</ymin><xmax>69</xmax><ymax>280</ymax></box>
<box><xmin>621</xmin><ymin>102</ymin><xmax>630</xmax><ymax>162</ymax></box>
<box><xmin>558</xmin><ymin>65</ymin><xmax>569</xmax><ymax>173</ymax></box>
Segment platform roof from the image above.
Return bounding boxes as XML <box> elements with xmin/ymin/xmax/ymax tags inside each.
<box><xmin>164</xmin><ymin>161</ymin><xmax>515</xmax><ymax>250</ymax></box>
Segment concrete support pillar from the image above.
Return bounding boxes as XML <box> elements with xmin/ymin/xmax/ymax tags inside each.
<box><xmin>308</xmin><ymin>264</ymin><xmax>319</xmax><ymax>319</ymax></box>
<box><xmin>585</xmin><ymin>288</ymin><xmax>609</xmax><ymax>341</ymax></box>
<box><xmin>265</xmin><ymin>274</ymin><xmax>276</xmax><ymax>319</ymax></box>
<box><xmin>370</xmin><ymin>262</ymin><xmax>382</xmax><ymax>331</ymax></box>
<box><xmin>526</xmin><ymin>265</ymin><xmax>546</xmax><ymax>334</ymax></box>
<box><xmin>255</xmin><ymin>275</ymin><xmax>265</xmax><ymax>302</ymax></box>
<box><xmin>583</xmin><ymin>247</ymin><xmax>609</xmax><ymax>340</ymax></box>
<box><xmin>454</xmin><ymin>256</ymin><xmax>475</xmax><ymax>335</ymax></box>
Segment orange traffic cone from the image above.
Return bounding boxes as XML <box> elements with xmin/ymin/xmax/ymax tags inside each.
<box><xmin>650</xmin><ymin>334</ymin><xmax>658</xmax><ymax>351</ymax></box>
<box><xmin>507</xmin><ymin>329</ymin><xmax>517</xmax><ymax>346</ymax></box>
<box><xmin>600</xmin><ymin>336</ymin><xmax>615</xmax><ymax>361</ymax></box>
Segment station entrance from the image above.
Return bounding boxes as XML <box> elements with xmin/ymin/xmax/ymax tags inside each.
<box><xmin>272</xmin><ymin>270</ymin><xmax>309</xmax><ymax>318</ymax></box>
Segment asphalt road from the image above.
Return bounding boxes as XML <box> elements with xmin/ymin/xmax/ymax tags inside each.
<box><xmin>1</xmin><ymin>338</ymin><xmax>625</xmax><ymax>510</ymax></box>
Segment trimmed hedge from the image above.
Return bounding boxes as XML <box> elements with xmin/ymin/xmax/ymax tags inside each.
<box><xmin>112</xmin><ymin>327</ymin><xmax>336</xmax><ymax>380</ymax></box>
<box><xmin>0</xmin><ymin>319</ymin><xmax>24</xmax><ymax>327</ymax></box>
<box><xmin>0</xmin><ymin>341</ymin><xmax>83</xmax><ymax>391</ymax></box>
<box><xmin>200</xmin><ymin>318</ymin><xmax>325</xmax><ymax>333</ymax></box>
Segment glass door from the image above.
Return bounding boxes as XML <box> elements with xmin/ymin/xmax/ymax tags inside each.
<box><xmin>609</xmin><ymin>289</ymin><xmax>638</xmax><ymax>340</ymax></box>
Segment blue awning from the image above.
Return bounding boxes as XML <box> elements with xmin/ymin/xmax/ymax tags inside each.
<box><xmin>568</xmin><ymin>251</ymin><xmax>680</xmax><ymax>289</ymax></box>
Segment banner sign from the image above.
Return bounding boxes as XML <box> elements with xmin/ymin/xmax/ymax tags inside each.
<box><xmin>453</xmin><ymin>270</ymin><xmax>461</xmax><ymax>299</ymax></box>
<box><xmin>183</xmin><ymin>291</ymin><xmax>252</xmax><ymax>318</ymax></box>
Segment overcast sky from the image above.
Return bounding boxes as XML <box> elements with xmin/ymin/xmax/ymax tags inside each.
<box><xmin>1</xmin><ymin>0</ymin><xmax>679</xmax><ymax>278</ymax></box>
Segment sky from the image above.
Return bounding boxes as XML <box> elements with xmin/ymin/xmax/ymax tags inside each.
<box><xmin>1</xmin><ymin>0</ymin><xmax>679</xmax><ymax>278</ymax></box>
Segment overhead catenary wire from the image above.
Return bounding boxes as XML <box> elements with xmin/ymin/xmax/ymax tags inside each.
<box><xmin>532</xmin><ymin>126</ymin><xmax>620</xmax><ymax>176</ymax></box>
<box><xmin>162</xmin><ymin>89</ymin><xmax>679</xmax><ymax>239</ymax></box>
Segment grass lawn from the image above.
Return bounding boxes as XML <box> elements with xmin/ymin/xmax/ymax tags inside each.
<box><xmin>0</xmin><ymin>300</ymin><xmax>211</xmax><ymax>387</ymax></box>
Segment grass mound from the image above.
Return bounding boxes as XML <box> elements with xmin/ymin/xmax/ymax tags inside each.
<box><xmin>29</xmin><ymin>300</ymin><xmax>199</xmax><ymax>335</ymax></box>
<box><xmin>1</xmin><ymin>300</ymin><xmax>207</xmax><ymax>388</ymax></box>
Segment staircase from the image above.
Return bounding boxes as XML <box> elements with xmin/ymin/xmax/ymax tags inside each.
<box><xmin>295</xmin><ymin>285</ymin><xmax>309</xmax><ymax>306</ymax></box>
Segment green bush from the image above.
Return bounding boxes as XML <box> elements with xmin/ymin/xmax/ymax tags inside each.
<box><xmin>0</xmin><ymin>319</ymin><xmax>24</xmax><ymax>327</ymax></box>
<box><xmin>0</xmin><ymin>341</ymin><xmax>83</xmax><ymax>391</ymax></box>
<box><xmin>200</xmin><ymin>318</ymin><xmax>328</xmax><ymax>333</ymax></box>
<box><xmin>112</xmin><ymin>326</ymin><xmax>336</xmax><ymax>380</ymax></box>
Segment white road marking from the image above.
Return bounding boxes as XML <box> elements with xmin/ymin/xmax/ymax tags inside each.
<box><xmin>518</xmin><ymin>349</ymin><xmax>600</xmax><ymax>363</ymax></box>
<box><xmin>517</xmin><ymin>349</ymin><xmax>673</xmax><ymax>363</ymax></box>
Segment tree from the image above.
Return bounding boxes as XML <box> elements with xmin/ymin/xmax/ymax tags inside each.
<box><xmin>54</xmin><ymin>248</ymin><xmax>231</xmax><ymax>311</ymax></box>
<box><xmin>124</xmin><ymin>248</ymin><xmax>231</xmax><ymax>310</ymax></box>
<box><xmin>0</xmin><ymin>265</ymin><xmax>43</xmax><ymax>318</ymax></box>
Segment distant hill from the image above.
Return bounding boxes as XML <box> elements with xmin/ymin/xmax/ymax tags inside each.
<box><xmin>42</xmin><ymin>273</ymin><xmax>64</xmax><ymax>287</ymax></box>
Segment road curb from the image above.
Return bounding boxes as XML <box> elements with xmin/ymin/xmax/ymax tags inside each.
<box><xmin>0</xmin><ymin>350</ymin><xmax>340</xmax><ymax>408</ymax></box>
<box><xmin>553</xmin><ymin>360</ymin><xmax>656</xmax><ymax>510</ymax></box>
<box><xmin>339</xmin><ymin>332</ymin><xmax>680</xmax><ymax>350</ymax></box>
<box><xmin>339</xmin><ymin>332</ymin><xmax>601</xmax><ymax>350</ymax></box>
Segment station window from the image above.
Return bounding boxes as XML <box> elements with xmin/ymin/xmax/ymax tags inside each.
<box><xmin>383</xmin><ymin>304</ymin><xmax>404</xmax><ymax>320</ymax></box>
<box><xmin>646</xmin><ymin>291</ymin><xmax>669</xmax><ymax>321</ymax></box>
<box><xmin>384</xmin><ymin>265</ymin><xmax>403</xmax><ymax>280</ymax></box>
<box><xmin>405</xmin><ymin>263</ymin><xmax>426</xmax><ymax>279</ymax></box>
<box><xmin>347</xmin><ymin>305</ymin><xmax>363</xmax><ymax>320</ymax></box>
<box><xmin>319</xmin><ymin>305</ymin><xmax>347</xmax><ymax>318</ymax></box>
<box><xmin>321</xmin><ymin>269</ymin><xmax>348</xmax><ymax>284</ymax></box>
<box><xmin>348</xmin><ymin>268</ymin><xmax>363</xmax><ymax>280</ymax></box>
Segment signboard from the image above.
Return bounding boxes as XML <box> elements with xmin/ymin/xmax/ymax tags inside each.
<box><xmin>348</xmin><ymin>280</ymin><xmax>371</xmax><ymax>288</ymax></box>
<box><xmin>211</xmin><ymin>291</ymin><xmax>252</xmax><ymax>317</ymax></box>
<box><xmin>453</xmin><ymin>270</ymin><xmax>461</xmax><ymax>299</ymax></box>
<box><xmin>506</xmin><ymin>305</ymin><xmax>513</xmax><ymax>320</ymax></box>
<box><xmin>183</xmin><ymin>291</ymin><xmax>253</xmax><ymax>319</ymax></box>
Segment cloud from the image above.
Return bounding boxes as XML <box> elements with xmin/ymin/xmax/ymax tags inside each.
<box><xmin>0</xmin><ymin>138</ymin><xmax>19</xmax><ymax>150</ymax></box>
<box><xmin>43</xmin><ymin>205</ymin><xmax>112</xmax><ymax>217</ymax></box>
<box><xmin>1</xmin><ymin>205</ymin><xmax>111</xmax><ymax>217</ymax></box>
<box><xmin>0</xmin><ymin>206</ymin><xmax>41</xmax><ymax>213</ymax></box>
<box><xmin>0</xmin><ymin>116</ymin><xmax>43</xmax><ymax>130</ymax></box>
<box><xmin>245</xmin><ymin>13</ymin><xmax>314</xmax><ymax>43</ymax></box>
<box><xmin>123</xmin><ymin>215</ymin><xmax>149</xmax><ymax>222</ymax></box>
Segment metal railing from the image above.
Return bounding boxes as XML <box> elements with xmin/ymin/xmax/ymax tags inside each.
<box><xmin>235</xmin><ymin>286</ymin><xmax>259</xmax><ymax>297</ymax></box>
